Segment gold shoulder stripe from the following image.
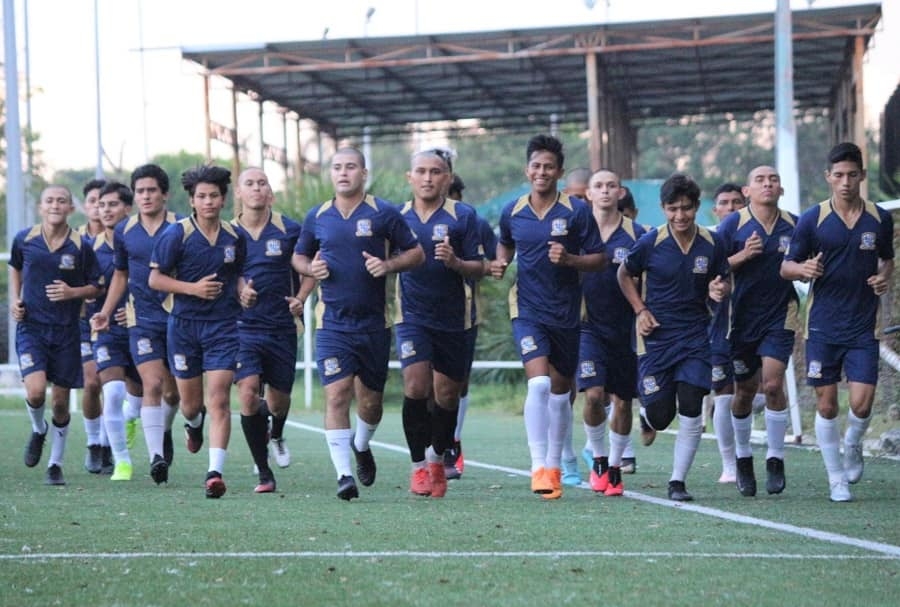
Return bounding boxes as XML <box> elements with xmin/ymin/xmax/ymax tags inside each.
<box><xmin>315</xmin><ymin>200</ymin><xmax>333</xmax><ymax>218</ymax></box>
<box><xmin>510</xmin><ymin>195</ymin><xmax>531</xmax><ymax>216</ymax></box>
<box><xmin>653</xmin><ymin>225</ymin><xmax>669</xmax><ymax>246</ymax></box>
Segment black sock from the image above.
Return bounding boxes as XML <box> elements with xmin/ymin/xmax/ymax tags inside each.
<box><xmin>402</xmin><ymin>396</ymin><xmax>429</xmax><ymax>462</ymax></box>
<box><xmin>270</xmin><ymin>412</ymin><xmax>287</xmax><ymax>440</ymax></box>
<box><xmin>241</xmin><ymin>411</ymin><xmax>270</xmax><ymax>474</ymax></box>
<box><xmin>430</xmin><ymin>404</ymin><xmax>458</xmax><ymax>456</ymax></box>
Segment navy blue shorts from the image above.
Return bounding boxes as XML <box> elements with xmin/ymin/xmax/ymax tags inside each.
<box><xmin>395</xmin><ymin>322</ymin><xmax>469</xmax><ymax>381</ymax></box>
<box><xmin>732</xmin><ymin>328</ymin><xmax>795</xmax><ymax>382</ymax></box>
<box><xmin>576</xmin><ymin>325</ymin><xmax>637</xmax><ymax>399</ymax></box>
<box><xmin>80</xmin><ymin>318</ymin><xmax>94</xmax><ymax>364</ymax></box>
<box><xmin>463</xmin><ymin>325</ymin><xmax>479</xmax><ymax>375</ymax></box>
<box><xmin>129</xmin><ymin>321</ymin><xmax>169</xmax><ymax>367</ymax></box>
<box><xmin>511</xmin><ymin>318</ymin><xmax>579</xmax><ymax>378</ymax></box>
<box><xmin>16</xmin><ymin>321</ymin><xmax>83</xmax><ymax>388</ymax></box>
<box><xmin>93</xmin><ymin>327</ymin><xmax>140</xmax><ymax>383</ymax></box>
<box><xmin>316</xmin><ymin>328</ymin><xmax>391</xmax><ymax>392</ymax></box>
<box><xmin>234</xmin><ymin>328</ymin><xmax>298</xmax><ymax>394</ymax></box>
<box><xmin>805</xmin><ymin>337</ymin><xmax>878</xmax><ymax>386</ymax></box>
<box><xmin>638</xmin><ymin>353</ymin><xmax>710</xmax><ymax>408</ymax></box>
<box><xmin>167</xmin><ymin>316</ymin><xmax>239</xmax><ymax>379</ymax></box>
<box><xmin>710</xmin><ymin>336</ymin><xmax>734</xmax><ymax>392</ymax></box>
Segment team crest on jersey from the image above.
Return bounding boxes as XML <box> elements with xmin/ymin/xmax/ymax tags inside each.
<box><xmin>265</xmin><ymin>239</ymin><xmax>283</xmax><ymax>256</ymax></box>
<box><xmin>224</xmin><ymin>245</ymin><xmax>236</xmax><ymax>263</ymax></box>
<box><xmin>613</xmin><ymin>247</ymin><xmax>628</xmax><ymax>264</ymax></box>
<box><xmin>400</xmin><ymin>340</ymin><xmax>417</xmax><ymax>359</ymax></box>
<box><xmin>81</xmin><ymin>341</ymin><xmax>93</xmax><ymax>358</ymax></box>
<box><xmin>807</xmin><ymin>360</ymin><xmax>823</xmax><ymax>379</ymax></box>
<box><xmin>432</xmin><ymin>224</ymin><xmax>449</xmax><ymax>241</ymax></box>
<box><xmin>59</xmin><ymin>254</ymin><xmax>76</xmax><ymax>270</ymax></box>
<box><xmin>323</xmin><ymin>357</ymin><xmax>341</xmax><ymax>376</ymax></box>
<box><xmin>19</xmin><ymin>353</ymin><xmax>34</xmax><ymax>369</ymax></box>
<box><xmin>859</xmin><ymin>232</ymin><xmax>876</xmax><ymax>250</ymax></box>
<box><xmin>356</xmin><ymin>219</ymin><xmax>373</xmax><ymax>237</ymax></box>
<box><xmin>520</xmin><ymin>336</ymin><xmax>537</xmax><ymax>355</ymax></box>
<box><xmin>642</xmin><ymin>375</ymin><xmax>660</xmax><ymax>394</ymax></box>
<box><xmin>579</xmin><ymin>360</ymin><xmax>596</xmax><ymax>378</ymax></box>
<box><xmin>733</xmin><ymin>359</ymin><xmax>749</xmax><ymax>376</ymax></box>
<box><xmin>173</xmin><ymin>354</ymin><xmax>188</xmax><ymax>372</ymax></box>
<box><xmin>692</xmin><ymin>256</ymin><xmax>709</xmax><ymax>274</ymax></box>
<box><xmin>778</xmin><ymin>236</ymin><xmax>791</xmax><ymax>253</ymax></box>
<box><xmin>550</xmin><ymin>218</ymin><xmax>569</xmax><ymax>236</ymax></box>
<box><xmin>136</xmin><ymin>338</ymin><xmax>153</xmax><ymax>356</ymax></box>
<box><xmin>711</xmin><ymin>365</ymin><xmax>726</xmax><ymax>383</ymax></box>
<box><xmin>96</xmin><ymin>346</ymin><xmax>111</xmax><ymax>364</ymax></box>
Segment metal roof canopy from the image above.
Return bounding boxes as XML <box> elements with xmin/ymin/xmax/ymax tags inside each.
<box><xmin>183</xmin><ymin>3</ymin><xmax>880</xmax><ymax>144</ymax></box>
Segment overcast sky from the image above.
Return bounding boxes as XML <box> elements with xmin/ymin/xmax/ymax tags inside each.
<box><xmin>4</xmin><ymin>0</ymin><xmax>897</xmax><ymax>175</ymax></box>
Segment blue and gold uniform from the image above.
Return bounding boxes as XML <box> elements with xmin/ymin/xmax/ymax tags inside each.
<box><xmin>11</xmin><ymin>226</ymin><xmax>102</xmax><ymax>387</ymax></box>
<box><xmin>113</xmin><ymin>212</ymin><xmax>179</xmax><ymax>366</ymax></box>
<box><xmin>785</xmin><ymin>199</ymin><xmax>894</xmax><ymax>385</ymax></box>
<box><xmin>150</xmin><ymin>216</ymin><xmax>246</xmax><ymax>378</ymax></box>
<box><xmin>498</xmin><ymin>193</ymin><xmax>603</xmax><ymax>377</ymax></box>
<box><xmin>464</xmin><ymin>215</ymin><xmax>498</xmax><ymax>370</ymax></box>
<box><xmin>395</xmin><ymin>198</ymin><xmax>482</xmax><ymax>380</ymax></box>
<box><xmin>91</xmin><ymin>231</ymin><xmax>138</xmax><ymax>380</ymax></box>
<box><xmin>718</xmin><ymin>207</ymin><xmax>799</xmax><ymax>379</ymax></box>
<box><xmin>232</xmin><ymin>211</ymin><xmax>302</xmax><ymax>394</ymax></box>
<box><xmin>623</xmin><ymin>224</ymin><xmax>729</xmax><ymax>406</ymax></box>
<box><xmin>577</xmin><ymin>216</ymin><xmax>645</xmax><ymax>399</ymax></box>
<box><xmin>295</xmin><ymin>194</ymin><xmax>419</xmax><ymax>390</ymax></box>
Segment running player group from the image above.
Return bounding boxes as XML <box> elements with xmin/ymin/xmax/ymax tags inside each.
<box><xmin>11</xmin><ymin>137</ymin><xmax>892</xmax><ymax>504</ymax></box>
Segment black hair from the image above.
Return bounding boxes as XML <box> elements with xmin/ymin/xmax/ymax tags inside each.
<box><xmin>130</xmin><ymin>164</ymin><xmax>170</xmax><ymax>194</ymax></box>
<box><xmin>660</xmin><ymin>173</ymin><xmax>701</xmax><ymax>207</ymax></box>
<box><xmin>448</xmin><ymin>174</ymin><xmax>466</xmax><ymax>199</ymax></box>
<box><xmin>82</xmin><ymin>179</ymin><xmax>107</xmax><ymax>197</ymax></box>
<box><xmin>827</xmin><ymin>142</ymin><xmax>864</xmax><ymax>170</ymax></box>
<box><xmin>332</xmin><ymin>147</ymin><xmax>367</xmax><ymax>169</ymax></box>
<box><xmin>713</xmin><ymin>182</ymin><xmax>743</xmax><ymax>199</ymax></box>
<box><xmin>526</xmin><ymin>134</ymin><xmax>564</xmax><ymax>168</ymax></box>
<box><xmin>618</xmin><ymin>185</ymin><xmax>636</xmax><ymax>213</ymax></box>
<box><xmin>99</xmin><ymin>181</ymin><xmax>134</xmax><ymax>206</ymax></box>
<box><xmin>181</xmin><ymin>165</ymin><xmax>232</xmax><ymax>197</ymax></box>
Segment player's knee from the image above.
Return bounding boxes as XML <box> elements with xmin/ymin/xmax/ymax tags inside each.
<box><xmin>644</xmin><ymin>404</ymin><xmax>675</xmax><ymax>430</ymax></box>
<box><xmin>676</xmin><ymin>383</ymin><xmax>707</xmax><ymax>418</ymax></box>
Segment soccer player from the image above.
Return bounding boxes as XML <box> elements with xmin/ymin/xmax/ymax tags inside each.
<box><xmin>91</xmin><ymin>181</ymin><xmax>143</xmax><ymax>480</ymax></box>
<box><xmin>563</xmin><ymin>167</ymin><xmax>591</xmax><ymax>200</ymax></box>
<box><xmin>490</xmin><ymin>134</ymin><xmax>605</xmax><ymax>500</ymax></box>
<box><xmin>617</xmin><ymin>173</ymin><xmax>730</xmax><ymax>502</ymax></box>
<box><xmin>718</xmin><ymin>167</ymin><xmax>799</xmax><ymax>497</ymax></box>
<box><xmin>293</xmin><ymin>147</ymin><xmax>425</xmax><ymax>500</ymax></box>
<box><xmin>12</xmin><ymin>185</ymin><xmax>103</xmax><ymax>485</ymax></box>
<box><xmin>231</xmin><ymin>167</ymin><xmax>311</xmax><ymax>493</ymax></box>
<box><xmin>78</xmin><ymin>179</ymin><xmax>110</xmax><ymax>474</ymax></box>
<box><xmin>148</xmin><ymin>165</ymin><xmax>246</xmax><ymax>498</ymax></box>
<box><xmin>577</xmin><ymin>168</ymin><xmax>646</xmax><ymax>496</ymax></box>
<box><xmin>397</xmin><ymin>149</ymin><xmax>484</xmax><ymax>498</ymax></box>
<box><xmin>91</xmin><ymin>164</ymin><xmax>181</xmax><ymax>485</ymax></box>
<box><xmin>781</xmin><ymin>142</ymin><xmax>894</xmax><ymax>502</ymax></box>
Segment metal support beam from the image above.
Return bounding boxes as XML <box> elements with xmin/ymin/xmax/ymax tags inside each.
<box><xmin>853</xmin><ymin>35</ymin><xmax>868</xmax><ymax>199</ymax></box>
<box><xmin>585</xmin><ymin>51</ymin><xmax>601</xmax><ymax>171</ymax></box>
<box><xmin>203</xmin><ymin>74</ymin><xmax>212</xmax><ymax>161</ymax></box>
<box><xmin>231</xmin><ymin>87</ymin><xmax>241</xmax><ymax>216</ymax></box>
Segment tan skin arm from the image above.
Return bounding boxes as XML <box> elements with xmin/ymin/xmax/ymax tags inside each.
<box><xmin>91</xmin><ymin>268</ymin><xmax>127</xmax><ymax>331</ymax></box>
<box><xmin>616</xmin><ymin>262</ymin><xmax>660</xmax><ymax>337</ymax></box>
<box><xmin>148</xmin><ymin>268</ymin><xmax>223</xmax><ymax>300</ymax></box>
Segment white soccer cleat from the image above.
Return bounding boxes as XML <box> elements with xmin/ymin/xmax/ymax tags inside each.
<box><xmin>829</xmin><ymin>479</ymin><xmax>853</xmax><ymax>502</ymax></box>
<box><xmin>270</xmin><ymin>438</ymin><xmax>291</xmax><ymax>468</ymax></box>
<box><xmin>843</xmin><ymin>443</ymin><xmax>864</xmax><ymax>484</ymax></box>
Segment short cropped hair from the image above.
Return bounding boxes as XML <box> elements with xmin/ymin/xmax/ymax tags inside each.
<box><xmin>827</xmin><ymin>142</ymin><xmax>864</xmax><ymax>170</ymax></box>
<box><xmin>99</xmin><ymin>181</ymin><xmax>134</xmax><ymax>206</ymax></box>
<box><xmin>131</xmin><ymin>164</ymin><xmax>170</xmax><ymax>194</ymax></box>
<box><xmin>660</xmin><ymin>173</ymin><xmax>701</xmax><ymax>208</ymax></box>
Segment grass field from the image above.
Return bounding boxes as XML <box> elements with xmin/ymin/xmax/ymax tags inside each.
<box><xmin>0</xmin><ymin>393</ymin><xmax>898</xmax><ymax>607</ymax></box>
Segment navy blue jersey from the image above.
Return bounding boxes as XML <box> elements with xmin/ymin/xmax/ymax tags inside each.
<box><xmin>718</xmin><ymin>207</ymin><xmax>800</xmax><ymax>343</ymax></box>
<box><xmin>232</xmin><ymin>211</ymin><xmax>302</xmax><ymax>332</ymax></box>
<box><xmin>150</xmin><ymin>216</ymin><xmax>245</xmax><ymax>321</ymax></box>
<box><xmin>10</xmin><ymin>225</ymin><xmax>102</xmax><ymax>326</ymax></box>
<box><xmin>469</xmin><ymin>214</ymin><xmax>498</xmax><ymax>327</ymax></box>
<box><xmin>295</xmin><ymin>194</ymin><xmax>420</xmax><ymax>332</ymax></box>
<box><xmin>582</xmin><ymin>215</ymin><xmax>646</xmax><ymax>340</ymax></box>
<box><xmin>498</xmin><ymin>194</ymin><xmax>603</xmax><ymax>328</ymax></box>
<box><xmin>91</xmin><ymin>232</ymin><xmax>129</xmax><ymax>340</ymax></box>
<box><xmin>785</xmin><ymin>199</ymin><xmax>894</xmax><ymax>344</ymax></box>
<box><xmin>396</xmin><ymin>198</ymin><xmax>482</xmax><ymax>331</ymax></box>
<box><xmin>113</xmin><ymin>212</ymin><xmax>180</xmax><ymax>328</ymax></box>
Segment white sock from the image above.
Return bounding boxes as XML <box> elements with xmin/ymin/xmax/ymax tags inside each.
<box><xmin>48</xmin><ymin>419</ymin><xmax>70</xmax><ymax>467</ymax></box>
<box><xmin>124</xmin><ymin>393</ymin><xmax>142</xmax><ymax>422</ymax></box>
<box><xmin>622</xmin><ymin>436</ymin><xmax>635</xmax><ymax>459</ymax></box>
<box><xmin>815</xmin><ymin>413</ymin><xmax>844</xmax><ymax>484</ymax></box>
<box><xmin>524</xmin><ymin>376</ymin><xmax>551</xmax><ymax>471</ymax></box>
<box><xmin>713</xmin><ymin>394</ymin><xmax>735</xmax><ymax>466</ymax></box>
<box><xmin>141</xmin><ymin>405</ymin><xmax>165</xmax><ymax>462</ymax></box>
<box><xmin>455</xmin><ymin>395</ymin><xmax>469</xmax><ymax>441</ymax></box>
<box><xmin>764</xmin><ymin>408</ymin><xmax>789</xmax><ymax>460</ymax></box>
<box><xmin>583</xmin><ymin>420</ymin><xmax>608</xmax><ymax>459</ymax></box>
<box><xmin>162</xmin><ymin>401</ymin><xmax>177</xmax><ymax>431</ymax></box>
<box><xmin>546</xmin><ymin>392</ymin><xmax>570</xmax><ymax>469</ymax></box>
<box><xmin>325</xmin><ymin>428</ymin><xmax>354</xmax><ymax>479</ymax></box>
<box><xmin>99</xmin><ymin>415</ymin><xmax>110</xmax><ymax>447</ymax></box>
<box><xmin>26</xmin><ymin>402</ymin><xmax>48</xmax><ymax>434</ymax></box>
<box><xmin>561</xmin><ymin>399</ymin><xmax>575</xmax><ymax>461</ymax></box>
<box><xmin>102</xmin><ymin>380</ymin><xmax>130</xmax><ymax>464</ymax></box>
<box><xmin>609</xmin><ymin>430</ymin><xmax>629</xmax><ymax>467</ymax></box>
<box><xmin>844</xmin><ymin>409</ymin><xmax>871</xmax><ymax>448</ymax></box>
<box><xmin>671</xmin><ymin>415</ymin><xmax>703</xmax><ymax>483</ymax></box>
<box><xmin>732</xmin><ymin>413</ymin><xmax>753</xmax><ymax>459</ymax></box>
<box><xmin>425</xmin><ymin>445</ymin><xmax>441</xmax><ymax>464</ymax></box>
<box><xmin>83</xmin><ymin>416</ymin><xmax>102</xmax><ymax>446</ymax></box>
<box><xmin>353</xmin><ymin>414</ymin><xmax>378</xmax><ymax>451</ymax></box>
<box><xmin>208</xmin><ymin>447</ymin><xmax>227</xmax><ymax>474</ymax></box>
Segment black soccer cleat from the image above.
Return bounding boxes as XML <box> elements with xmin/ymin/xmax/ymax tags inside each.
<box><xmin>736</xmin><ymin>456</ymin><xmax>757</xmax><ymax>497</ymax></box>
<box><xmin>184</xmin><ymin>406</ymin><xmax>206</xmax><ymax>454</ymax></box>
<box><xmin>45</xmin><ymin>464</ymin><xmax>66</xmax><ymax>486</ymax></box>
<box><xmin>84</xmin><ymin>444</ymin><xmax>103</xmax><ymax>474</ymax></box>
<box><xmin>337</xmin><ymin>475</ymin><xmax>359</xmax><ymax>501</ymax></box>
<box><xmin>765</xmin><ymin>457</ymin><xmax>786</xmax><ymax>495</ymax></box>
<box><xmin>24</xmin><ymin>430</ymin><xmax>47</xmax><ymax>468</ymax></box>
<box><xmin>667</xmin><ymin>480</ymin><xmax>693</xmax><ymax>502</ymax></box>
<box><xmin>100</xmin><ymin>446</ymin><xmax>114</xmax><ymax>475</ymax></box>
<box><xmin>150</xmin><ymin>454</ymin><xmax>169</xmax><ymax>485</ymax></box>
<box><xmin>351</xmin><ymin>440</ymin><xmax>377</xmax><ymax>487</ymax></box>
